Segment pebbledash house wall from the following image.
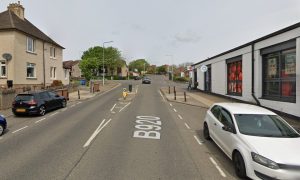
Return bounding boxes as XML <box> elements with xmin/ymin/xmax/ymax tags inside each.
<box><xmin>0</xmin><ymin>31</ymin><xmax>68</xmax><ymax>87</ymax></box>
<box><xmin>193</xmin><ymin>26</ymin><xmax>300</xmax><ymax>117</ymax></box>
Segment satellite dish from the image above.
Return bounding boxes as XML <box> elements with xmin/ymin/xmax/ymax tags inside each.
<box><xmin>2</xmin><ymin>53</ymin><xmax>12</xmax><ymax>61</ymax></box>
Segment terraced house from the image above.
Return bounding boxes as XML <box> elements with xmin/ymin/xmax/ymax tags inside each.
<box><xmin>0</xmin><ymin>2</ymin><xmax>68</xmax><ymax>89</ymax></box>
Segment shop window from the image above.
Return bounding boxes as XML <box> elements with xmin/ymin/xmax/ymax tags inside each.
<box><xmin>262</xmin><ymin>48</ymin><xmax>296</xmax><ymax>102</ymax></box>
<box><xmin>227</xmin><ymin>58</ymin><xmax>242</xmax><ymax>96</ymax></box>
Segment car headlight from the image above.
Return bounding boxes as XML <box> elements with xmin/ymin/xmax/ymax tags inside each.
<box><xmin>251</xmin><ymin>152</ymin><xmax>279</xmax><ymax>169</ymax></box>
<box><xmin>0</xmin><ymin>115</ymin><xmax>5</xmax><ymax>118</ymax></box>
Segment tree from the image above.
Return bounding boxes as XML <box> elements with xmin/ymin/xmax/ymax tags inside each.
<box><xmin>79</xmin><ymin>46</ymin><xmax>124</xmax><ymax>80</ymax></box>
<box><xmin>157</xmin><ymin>65</ymin><xmax>168</xmax><ymax>74</ymax></box>
<box><xmin>129</xmin><ymin>59</ymin><xmax>150</xmax><ymax>73</ymax></box>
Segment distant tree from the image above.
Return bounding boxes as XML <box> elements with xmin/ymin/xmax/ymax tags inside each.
<box><xmin>79</xmin><ymin>46</ymin><xmax>124</xmax><ymax>80</ymax></box>
<box><xmin>157</xmin><ymin>65</ymin><xmax>168</xmax><ymax>74</ymax></box>
<box><xmin>129</xmin><ymin>59</ymin><xmax>150</xmax><ymax>73</ymax></box>
<box><xmin>147</xmin><ymin>65</ymin><xmax>156</xmax><ymax>74</ymax></box>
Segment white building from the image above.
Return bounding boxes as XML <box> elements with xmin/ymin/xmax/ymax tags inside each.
<box><xmin>192</xmin><ymin>22</ymin><xmax>300</xmax><ymax>117</ymax></box>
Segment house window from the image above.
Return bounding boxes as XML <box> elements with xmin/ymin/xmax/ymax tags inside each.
<box><xmin>262</xmin><ymin>48</ymin><xmax>296</xmax><ymax>102</ymax></box>
<box><xmin>64</xmin><ymin>69</ymin><xmax>68</xmax><ymax>79</ymax></box>
<box><xmin>0</xmin><ymin>61</ymin><xmax>6</xmax><ymax>77</ymax></box>
<box><xmin>50</xmin><ymin>47</ymin><xmax>56</xmax><ymax>58</ymax></box>
<box><xmin>50</xmin><ymin>67</ymin><xmax>56</xmax><ymax>79</ymax></box>
<box><xmin>27</xmin><ymin>63</ymin><xmax>36</xmax><ymax>78</ymax></box>
<box><xmin>26</xmin><ymin>37</ymin><xmax>35</xmax><ymax>52</ymax></box>
<box><xmin>227</xmin><ymin>58</ymin><xmax>242</xmax><ymax>96</ymax></box>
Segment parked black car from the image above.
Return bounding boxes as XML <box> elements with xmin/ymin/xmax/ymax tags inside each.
<box><xmin>12</xmin><ymin>90</ymin><xmax>67</xmax><ymax>116</ymax></box>
<box><xmin>0</xmin><ymin>115</ymin><xmax>7</xmax><ymax>136</ymax></box>
<box><xmin>142</xmin><ymin>77</ymin><xmax>151</xmax><ymax>84</ymax></box>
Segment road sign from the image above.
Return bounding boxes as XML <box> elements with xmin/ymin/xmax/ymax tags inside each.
<box><xmin>200</xmin><ymin>65</ymin><xmax>208</xmax><ymax>72</ymax></box>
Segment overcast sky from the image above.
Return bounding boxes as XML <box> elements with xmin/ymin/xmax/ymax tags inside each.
<box><xmin>1</xmin><ymin>0</ymin><xmax>300</xmax><ymax>65</ymax></box>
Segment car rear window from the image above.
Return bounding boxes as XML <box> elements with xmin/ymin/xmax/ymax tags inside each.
<box><xmin>15</xmin><ymin>94</ymin><xmax>34</xmax><ymax>101</ymax></box>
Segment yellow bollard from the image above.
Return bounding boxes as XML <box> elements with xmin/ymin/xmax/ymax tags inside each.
<box><xmin>122</xmin><ymin>88</ymin><xmax>128</xmax><ymax>100</ymax></box>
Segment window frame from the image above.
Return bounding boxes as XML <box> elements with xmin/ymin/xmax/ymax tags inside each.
<box><xmin>50</xmin><ymin>47</ymin><xmax>56</xmax><ymax>58</ymax></box>
<box><xmin>26</xmin><ymin>37</ymin><xmax>35</xmax><ymax>53</ymax></box>
<box><xmin>262</xmin><ymin>47</ymin><xmax>296</xmax><ymax>103</ymax></box>
<box><xmin>50</xmin><ymin>67</ymin><xmax>57</xmax><ymax>79</ymax></box>
<box><xmin>0</xmin><ymin>61</ymin><xmax>7</xmax><ymax>78</ymax></box>
<box><xmin>227</xmin><ymin>56</ymin><xmax>243</xmax><ymax>96</ymax></box>
<box><xmin>26</xmin><ymin>63</ymin><xmax>36</xmax><ymax>78</ymax></box>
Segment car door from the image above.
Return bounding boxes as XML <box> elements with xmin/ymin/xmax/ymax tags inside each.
<box><xmin>40</xmin><ymin>92</ymin><xmax>52</xmax><ymax>110</ymax></box>
<box><xmin>207</xmin><ymin>105</ymin><xmax>221</xmax><ymax>142</ymax></box>
<box><xmin>214</xmin><ymin>107</ymin><xmax>236</xmax><ymax>157</ymax></box>
<box><xmin>48</xmin><ymin>91</ymin><xmax>60</xmax><ymax>108</ymax></box>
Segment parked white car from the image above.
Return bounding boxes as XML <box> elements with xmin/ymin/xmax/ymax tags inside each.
<box><xmin>203</xmin><ymin>103</ymin><xmax>300</xmax><ymax>180</ymax></box>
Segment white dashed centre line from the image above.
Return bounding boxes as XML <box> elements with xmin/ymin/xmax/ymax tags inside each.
<box><xmin>178</xmin><ymin>114</ymin><xmax>183</xmax><ymax>120</ymax></box>
<box><xmin>173</xmin><ymin>108</ymin><xmax>177</xmax><ymax>112</ymax></box>
<box><xmin>169</xmin><ymin>103</ymin><xmax>173</xmax><ymax>107</ymax></box>
<box><xmin>49</xmin><ymin>112</ymin><xmax>59</xmax><ymax>117</ymax></box>
<box><xmin>209</xmin><ymin>157</ymin><xmax>227</xmax><ymax>177</ymax></box>
<box><xmin>184</xmin><ymin>123</ymin><xmax>191</xmax><ymax>129</ymax></box>
<box><xmin>193</xmin><ymin>135</ymin><xmax>202</xmax><ymax>145</ymax></box>
<box><xmin>35</xmin><ymin>118</ymin><xmax>46</xmax><ymax>123</ymax></box>
<box><xmin>12</xmin><ymin>126</ymin><xmax>28</xmax><ymax>134</ymax></box>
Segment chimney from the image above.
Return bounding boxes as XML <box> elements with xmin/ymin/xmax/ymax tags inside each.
<box><xmin>7</xmin><ymin>1</ymin><xmax>25</xmax><ymax>20</ymax></box>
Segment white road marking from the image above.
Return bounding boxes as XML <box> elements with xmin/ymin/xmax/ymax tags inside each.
<box><xmin>119</xmin><ymin>102</ymin><xmax>131</xmax><ymax>112</ymax></box>
<box><xmin>35</xmin><ymin>118</ymin><xmax>46</xmax><ymax>123</ymax></box>
<box><xmin>110</xmin><ymin>104</ymin><xmax>117</xmax><ymax>112</ymax></box>
<box><xmin>77</xmin><ymin>102</ymin><xmax>82</xmax><ymax>104</ymax></box>
<box><xmin>111</xmin><ymin>111</ymin><xmax>116</xmax><ymax>114</ymax></box>
<box><xmin>0</xmin><ymin>137</ymin><xmax>3</xmax><ymax>140</ymax></box>
<box><xmin>159</xmin><ymin>91</ymin><xmax>165</xmax><ymax>101</ymax></box>
<box><xmin>178</xmin><ymin>114</ymin><xmax>183</xmax><ymax>120</ymax></box>
<box><xmin>169</xmin><ymin>103</ymin><xmax>173</xmax><ymax>107</ymax></box>
<box><xmin>12</xmin><ymin>126</ymin><xmax>28</xmax><ymax>134</ymax></box>
<box><xmin>61</xmin><ymin>108</ymin><xmax>68</xmax><ymax>112</ymax></box>
<box><xmin>83</xmin><ymin>119</ymin><xmax>112</xmax><ymax>148</ymax></box>
<box><xmin>49</xmin><ymin>112</ymin><xmax>59</xmax><ymax>117</ymax></box>
<box><xmin>136</xmin><ymin>86</ymin><xmax>139</xmax><ymax>94</ymax></box>
<box><xmin>209</xmin><ymin>157</ymin><xmax>227</xmax><ymax>177</ymax></box>
<box><xmin>70</xmin><ymin>104</ymin><xmax>76</xmax><ymax>108</ymax></box>
<box><xmin>184</xmin><ymin>123</ymin><xmax>191</xmax><ymax>129</ymax></box>
<box><xmin>173</xmin><ymin>108</ymin><xmax>177</xmax><ymax>112</ymax></box>
<box><xmin>193</xmin><ymin>135</ymin><xmax>202</xmax><ymax>145</ymax></box>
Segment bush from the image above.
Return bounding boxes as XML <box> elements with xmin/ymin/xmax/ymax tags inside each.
<box><xmin>51</xmin><ymin>80</ymin><xmax>63</xmax><ymax>87</ymax></box>
<box><xmin>174</xmin><ymin>77</ymin><xmax>188</xmax><ymax>82</ymax></box>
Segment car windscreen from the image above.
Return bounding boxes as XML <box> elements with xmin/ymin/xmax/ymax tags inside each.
<box><xmin>234</xmin><ymin>114</ymin><xmax>300</xmax><ymax>138</ymax></box>
<box><xmin>15</xmin><ymin>94</ymin><xmax>34</xmax><ymax>101</ymax></box>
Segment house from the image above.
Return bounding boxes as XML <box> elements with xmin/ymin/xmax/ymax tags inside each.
<box><xmin>0</xmin><ymin>1</ymin><xmax>68</xmax><ymax>89</ymax></box>
<box><xmin>192</xmin><ymin>22</ymin><xmax>300</xmax><ymax>118</ymax></box>
<box><xmin>63</xmin><ymin>60</ymin><xmax>82</xmax><ymax>79</ymax></box>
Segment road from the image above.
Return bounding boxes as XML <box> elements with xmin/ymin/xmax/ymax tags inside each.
<box><xmin>0</xmin><ymin>75</ymin><xmax>241</xmax><ymax>180</ymax></box>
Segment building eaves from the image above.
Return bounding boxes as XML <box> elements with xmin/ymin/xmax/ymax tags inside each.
<box><xmin>193</xmin><ymin>22</ymin><xmax>300</xmax><ymax>67</ymax></box>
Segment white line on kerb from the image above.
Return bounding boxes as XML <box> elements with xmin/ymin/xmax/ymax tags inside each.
<box><xmin>209</xmin><ymin>157</ymin><xmax>227</xmax><ymax>177</ymax></box>
<box><xmin>83</xmin><ymin>119</ymin><xmax>112</xmax><ymax>148</ymax></box>
<box><xmin>173</xmin><ymin>108</ymin><xmax>177</xmax><ymax>112</ymax></box>
<box><xmin>184</xmin><ymin>123</ymin><xmax>191</xmax><ymax>129</ymax></box>
<box><xmin>110</xmin><ymin>104</ymin><xmax>117</xmax><ymax>112</ymax></box>
<box><xmin>12</xmin><ymin>126</ymin><xmax>28</xmax><ymax>134</ymax></box>
<box><xmin>49</xmin><ymin>112</ymin><xmax>59</xmax><ymax>117</ymax></box>
<box><xmin>159</xmin><ymin>91</ymin><xmax>165</xmax><ymax>101</ymax></box>
<box><xmin>178</xmin><ymin>114</ymin><xmax>183</xmax><ymax>120</ymax></box>
<box><xmin>193</xmin><ymin>135</ymin><xmax>202</xmax><ymax>145</ymax></box>
<box><xmin>35</xmin><ymin>118</ymin><xmax>46</xmax><ymax>123</ymax></box>
<box><xmin>119</xmin><ymin>102</ymin><xmax>131</xmax><ymax>112</ymax></box>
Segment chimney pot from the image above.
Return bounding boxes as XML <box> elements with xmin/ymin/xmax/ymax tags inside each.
<box><xmin>7</xmin><ymin>1</ymin><xmax>25</xmax><ymax>20</ymax></box>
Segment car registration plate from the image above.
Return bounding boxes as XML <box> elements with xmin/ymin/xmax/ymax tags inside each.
<box><xmin>16</xmin><ymin>109</ymin><xmax>26</xmax><ymax>112</ymax></box>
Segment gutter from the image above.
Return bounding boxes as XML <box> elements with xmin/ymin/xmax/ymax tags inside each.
<box><xmin>251</xmin><ymin>43</ymin><xmax>260</xmax><ymax>106</ymax></box>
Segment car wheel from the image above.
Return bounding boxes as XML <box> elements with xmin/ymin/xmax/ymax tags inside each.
<box><xmin>39</xmin><ymin>106</ymin><xmax>46</xmax><ymax>116</ymax></box>
<box><xmin>203</xmin><ymin>123</ymin><xmax>211</xmax><ymax>140</ymax></box>
<box><xmin>61</xmin><ymin>100</ymin><xmax>67</xmax><ymax>108</ymax></box>
<box><xmin>233</xmin><ymin>152</ymin><xmax>247</xmax><ymax>178</ymax></box>
<box><xmin>0</xmin><ymin>124</ymin><xmax>4</xmax><ymax>136</ymax></box>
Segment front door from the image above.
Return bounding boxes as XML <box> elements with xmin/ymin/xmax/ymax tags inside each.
<box><xmin>204</xmin><ymin>66</ymin><xmax>211</xmax><ymax>92</ymax></box>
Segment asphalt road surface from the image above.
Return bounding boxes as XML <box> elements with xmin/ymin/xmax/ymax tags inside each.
<box><xmin>0</xmin><ymin>75</ymin><xmax>241</xmax><ymax>180</ymax></box>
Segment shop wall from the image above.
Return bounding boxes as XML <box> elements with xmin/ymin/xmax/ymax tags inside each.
<box><xmin>211</xmin><ymin>61</ymin><xmax>226</xmax><ymax>94</ymax></box>
<box><xmin>197</xmin><ymin>67</ymin><xmax>204</xmax><ymax>90</ymax></box>
<box><xmin>254</xmin><ymin>29</ymin><xmax>300</xmax><ymax>117</ymax></box>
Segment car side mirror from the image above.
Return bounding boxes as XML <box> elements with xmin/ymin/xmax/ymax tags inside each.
<box><xmin>222</xmin><ymin>125</ymin><xmax>234</xmax><ymax>133</ymax></box>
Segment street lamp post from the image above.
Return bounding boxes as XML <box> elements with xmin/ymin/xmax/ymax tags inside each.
<box><xmin>102</xmin><ymin>41</ymin><xmax>113</xmax><ymax>86</ymax></box>
<box><xmin>166</xmin><ymin>54</ymin><xmax>174</xmax><ymax>81</ymax></box>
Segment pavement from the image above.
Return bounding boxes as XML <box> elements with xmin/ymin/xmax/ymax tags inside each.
<box><xmin>0</xmin><ymin>80</ymin><xmax>121</xmax><ymax>118</ymax></box>
<box><xmin>160</xmin><ymin>83</ymin><xmax>300</xmax><ymax>130</ymax></box>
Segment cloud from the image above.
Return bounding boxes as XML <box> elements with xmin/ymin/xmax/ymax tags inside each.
<box><xmin>131</xmin><ymin>24</ymin><xmax>146</xmax><ymax>31</ymax></box>
<box><xmin>174</xmin><ymin>31</ymin><xmax>201</xmax><ymax>43</ymax></box>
